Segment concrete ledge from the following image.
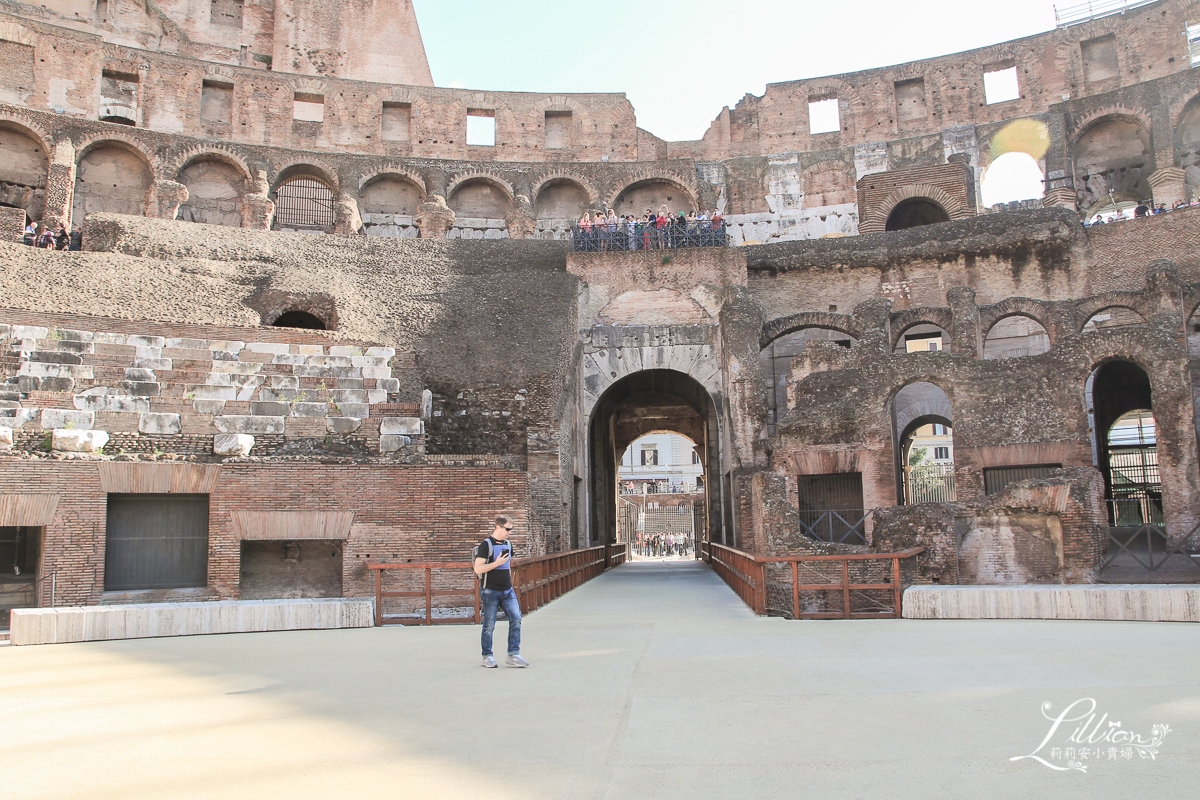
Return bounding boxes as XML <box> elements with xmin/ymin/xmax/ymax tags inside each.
<box><xmin>10</xmin><ymin>598</ymin><xmax>374</xmax><ymax>645</ymax></box>
<box><xmin>903</xmin><ymin>584</ymin><xmax>1200</xmax><ymax>622</ymax></box>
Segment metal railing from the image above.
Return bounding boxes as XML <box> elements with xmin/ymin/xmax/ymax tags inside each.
<box><xmin>572</xmin><ymin>220</ymin><xmax>728</xmax><ymax>252</ymax></box>
<box><xmin>1106</xmin><ymin>497</ymin><xmax>1164</xmax><ymax>527</ymax></box>
<box><xmin>0</xmin><ymin>570</ymin><xmax>56</xmax><ymax>607</ymax></box>
<box><xmin>798</xmin><ymin>508</ymin><xmax>871</xmax><ymax>545</ymax></box>
<box><xmin>1054</xmin><ymin>0</ymin><xmax>1156</xmax><ymax>27</ymax></box>
<box><xmin>1101</xmin><ymin>524</ymin><xmax>1199</xmax><ymax>572</ymax></box>
<box><xmin>700</xmin><ymin>542</ymin><xmax>924</xmax><ymax>619</ymax></box>
<box><xmin>904</xmin><ymin>463</ymin><xmax>956</xmax><ymax>504</ymax></box>
<box><xmin>367</xmin><ymin>544</ymin><xmax>627</xmax><ymax>626</ymax></box>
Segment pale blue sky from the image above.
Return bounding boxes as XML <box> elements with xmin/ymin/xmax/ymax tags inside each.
<box><xmin>412</xmin><ymin>0</ymin><xmax>1062</xmax><ymax>142</ymax></box>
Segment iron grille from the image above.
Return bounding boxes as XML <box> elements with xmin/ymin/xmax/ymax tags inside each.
<box><xmin>904</xmin><ymin>463</ymin><xmax>956</xmax><ymax>504</ymax></box>
<box><xmin>104</xmin><ymin>494</ymin><xmax>209</xmax><ymax>591</ymax></box>
<box><xmin>274</xmin><ymin>176</ymin><xmax>335</xmax><ymax>229</ymax></box>
<box><xmin>572</xmin><ymin>220</ymin><xmax>728</xmax><ymax>252</ymax></box>
<box><xmin>983</xmin><ymin>464</ymin><xmax>1062</xmax><ymax>495</ymax></box>
<box><xmin>797</xmin><ymin>473</ymin><xmax>867</xmax><ymax>544</ymax></box>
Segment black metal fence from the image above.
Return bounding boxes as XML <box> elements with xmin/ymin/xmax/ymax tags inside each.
<box><xmin>798</xmin><ymin>508</ymin><xmax>871</xmax><ymax>546</ymax></box>
<box><xmin>572</xmin><ymin>219</ymin><xmax>728</xmax><ymax>252</ymax></box>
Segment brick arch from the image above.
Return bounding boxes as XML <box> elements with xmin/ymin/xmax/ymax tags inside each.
<box><xmin>978</xmin><ymin>298</ymin><xmax>1053</xmax><ymax>341</ymax></box>
<box><xmin>604</xmin><ymin>172</ymin><xmax>698</xmax><ymax>212</ymax></box>
<box><xmin>1069</xmin><ymin>106</ymin><xmax>1154</xmax><ymax>145</ymax></box>
<box><xmin>1074</xmin><ymin>293</ymin><xmax>1150</xmax><ymax>331</ymax></box>
<box><xmin>0</xmin><ymin>111</ymin><xmax>53</xmax><ymax>157</ymax></box>
<box><xmin>446</xmin><ymin>171</ymin><xmax>515</xmax><ymax>202</ymax></box>
<box><xmin>760</xmin><ymin>312</ymin><xmax>862</xmax><ymax>349</ymax></box>
<box><xmin>889</xmin><ymin>308</ymin><xmax>954</xmax><ymax>352</ymax></box>
<box><xmin>530</xmin><ymin>96</ymin><xmax>589</xmax><ymax>116</ymax></box>
<box><xmin>531</xmin><ymin>171</ymin><xmax>599</xmax><ymax>207</ymax></box>
<box><xmin>861</xmin><ymin>184</ymin><xmax>969</xmax><ymax>234</ymax></box>
<box><xmin>357</xmin><ymin>167</ymin><xmax>427</xmax><ymax>195</ymax></box>
<box><xmin>0</xmin><ymin>19</ymin><xmax>38</xmax><ymax>46</ymax></box>
<box><xmin>269</xmin><ymin>159</ymin><xmax>339</xmax><ymax>193</ymax></box>
<box><xmin>170</xmin><ymin>146</ymin><xmax>252</xmax><ymax>184</ymax></box>
<box><xmin>75</xmin><ymin>132</ymin><xmax>161</xmax><ymax>178</ymax></box>
<box><xmin>1184</xmin><ymin>285</ymin><xmax>1200</xmax><ymax>321</ymax></box>
<box><xmin>888</xmin><ymin>379</ymin><xmax>955</xmax><ymax>436</ymax></box>
<box><xmin>783</xmin><ymin>77</ymin><xmax>866</xmax><ymax>138</ymax></box>
<box><xmin>799</xmin><ymin>159</ymin><xmax>856</xmax><ymax>207</ymax></box>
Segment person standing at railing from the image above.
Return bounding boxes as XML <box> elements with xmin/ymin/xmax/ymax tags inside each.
<box><xmin>473</xmin><ymin>515</ymin><xmax>529</xmax><ymax>668</ymax></box>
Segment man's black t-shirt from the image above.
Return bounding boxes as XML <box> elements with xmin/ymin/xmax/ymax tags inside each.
<box><xmin>477</xmin><ymin>536</ymin><xmax>513</xmax><ymax>591</ymax></box>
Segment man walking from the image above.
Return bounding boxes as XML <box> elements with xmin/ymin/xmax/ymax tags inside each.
<box><xmin>473</xmin><ymin>515</ymin><xmax>529</xmax><ymax>668</ymax></box>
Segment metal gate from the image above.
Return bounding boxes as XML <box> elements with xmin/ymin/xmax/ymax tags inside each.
<box><xmin>105</xmin><ymin>494</ymin><xmax>209</xmax><ymax>591</ymax></box>
<box><xmin>273</xmin><ymin>176</ymin><xmax>335</xmax><ymax>230</ymax></box>
<box><xmin>797</xmin><ymin>473</ymin><xmax>867</xmax><ymax>544</ymax></box>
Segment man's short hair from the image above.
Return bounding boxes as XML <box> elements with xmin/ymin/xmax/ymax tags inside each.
<box><xmin>494</xmin><ymin>515</ymin><xmax>513</xmax><ymax>528</ymax></box>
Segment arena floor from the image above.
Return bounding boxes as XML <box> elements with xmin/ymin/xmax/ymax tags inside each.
<box><xmin>2</xmin><ymin>561</ymin><xmax>1196</xmax><ymax>799</ymax></box>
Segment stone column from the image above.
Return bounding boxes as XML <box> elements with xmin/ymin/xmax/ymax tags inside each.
<box><xmin>1147</xmin><ymin>167</ymin><xmax>1187</xmax><ymax>210</ymax></box>
<box><xmin>505</xmin><ymin>194</ymin><xmax>537</xmax><ymax>239</ymax></box>
<box><xmin>414</xmin><ymin>194</ymin><xmax>455</xmax><ymax>239</ymax></box>
<box><xmin>240</xmin><ymin>168</ymin><xmax>275</xmax><ymax>230</ymax></box>
<box><xmin>150</xmin><ymin>179</ymin><xmax>188</xmax><ymax>220</ymax></box>
<box><xmin>41</xmin><ymin>140</ymin><xmax>76</xmax><ymax>231</ymax></box>
<box><xmin>334</xmin><ymin>192</ymin><xmax>362</xmax><ymax>235</ymax></box>
<box><xmin>947</xmin><ymin>286</ymin><xmax>981</xmax><ymax>359</ymax></box>
<box><xmin>1040</xmin><ymin>187</ymin><xmax>1077</xmax><ymax>211</ymax></box>
<box><xmin>1145</xmin><ymin>259</ymin><xmax>1183</xmax><ymax>323</ymax></box>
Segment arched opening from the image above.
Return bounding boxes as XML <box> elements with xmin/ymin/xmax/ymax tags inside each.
<box><xmin>1072</xmin><ymin>117</ymin><xmax>1152</xmax><ymax>212</ymax></box>
<box><xmin>0</xmin><ymin>124</ymin><xmax>47</xmax><ymax>222</ymax></box>
<box><xmin>885</xmin><ymin>198</ymin><xmax>950</xmax><ymax>231</ymax></box>
<box><xmin>1083</xmin><ymin>195</ymin><xmax>1141</xmax><ymax>223</ymax></box>
<box><xmin>272</xmin><ymin>170</ymin><xmax>335</xmax><ymax>232</ymax></box>
<box><xmin>447</xmin><ymin>178</ymin><xmax>513</xmax><ymax>219</ymax></box>
<box><xmin>72</xmin><ymin>143</ymin><xmax>152</xmax><ymax>226</ymax></box>
<box><xmin>587</xmin><ymin>370</ymin><xmax>728</xmax><ymax>552</ymax></box>
<box><xmin>271</xmin><ymin>310</ymin><xmax>326</xmax><ymax>330</ymax></box>
<box><xmin>358</xmin><ymin>174</ymin><xmax>425</xmax><ymax>236</ymax></box>
<box><xmin>99</xmin><ymin>116</ymin><xmax>135</xmax><ymax>126</ymax></box>
<box><xmin>1177</xmin><ymin>97</ymin><xmax>1200</xmax><ymax>201</ymax></box>
<box><xmin>1087</xmin><ymin>360</ymin><xmax>1157</xmax><ymax>526</ymax></box>
<box><xmin>980</xmin><ymin>151</ymin><xmax>1045</xmax><ymax>209</ymax></box>
<box><xmin>891</xmin><ymin>382</ymin><xmax>955</xmax><ymax>504</ymax></box>
<box><xmin>616</xmin><ymin>432</ymin><xmax>704</xmax><ymax>560</ymax></box>
<box><xmin>1082</xmin><ymin>307</ymin><xmax>1146</xmax><ymax>332</ymax></box>
<box><xmin>176</xmin><ymin>157</ymin><xmax>246</xmax><ymax>227</ymax></box>
<box><xmin>759</xmin><ymin>327</ymin><xmax>857</xmax><ymax>436</ymax></box>
<box><xmin>612</xmin><ymin>179</ymin><xmax>696</xmax><ymax>218</ymax></box>
<box><xmin>893</xmin><ymin>324</ymin><xmax>950</xmax><ymax>354</ymax></box>
<box><xmin>982</xmin><ymin>315</ymin><xmax>1050</xmax><ymax>359</ymax></box>
<box><xmin>534</xmin><ymin>179</ymin><xmax>590</xmax><ymax>221</ymax></box>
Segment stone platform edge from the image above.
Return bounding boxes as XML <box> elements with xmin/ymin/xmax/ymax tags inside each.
<box><xmin>10</xmin><ymin>598</ymin><xmax>375</xmax><ymax>645</ymax></box>
<box><xmin>902</xmin><ymin>584</ymin><xmax>1200</xmax><ymax>622</ymax></box>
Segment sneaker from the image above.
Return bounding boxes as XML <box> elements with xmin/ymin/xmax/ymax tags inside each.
<box><xmin>506</xmin><ymin>654</ymin><xmax>529</xmax><ymax>668</ymax></box>
<box><xmin>481</xmin><ymin>655</ymin><xmax>497</xmax><ymax>668</ymax></box>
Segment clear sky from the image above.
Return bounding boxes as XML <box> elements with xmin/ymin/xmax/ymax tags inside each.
<box><xmin>412</xmin><ymin>0</ymin><xmax>1062</xmax><ymax>142</ymax></box>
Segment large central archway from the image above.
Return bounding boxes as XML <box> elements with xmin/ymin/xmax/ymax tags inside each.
<box><xmin>587</xmin><ymin>369</ymin><xmax>729</xmax><ymax>550</ymax></box>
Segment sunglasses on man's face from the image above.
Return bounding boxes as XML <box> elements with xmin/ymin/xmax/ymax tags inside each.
<box><xmin>502</xmin><ymin>527</ymin><xmax>513</xmax><ymax>532</ymax></box>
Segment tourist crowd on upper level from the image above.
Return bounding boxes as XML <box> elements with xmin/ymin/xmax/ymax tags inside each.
<box><xmin>574</xmin><ymin>205</ymin><xmax>726</xmax><ymax>251</ymax></box>
<box><xmin>1085</xmin><ymin>198</ymin><xmax>1200</xmax><ymax>226</ymax></box>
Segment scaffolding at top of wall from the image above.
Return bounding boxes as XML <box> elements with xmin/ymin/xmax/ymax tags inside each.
<box><xmin>1054</xmin><ymin>0</ymin><xmax>1159</xmax><ymax>28</ymax></box>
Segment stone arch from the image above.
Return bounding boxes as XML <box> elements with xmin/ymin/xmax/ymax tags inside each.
<box><xmin>270</xmin><ymin>160</ymin><xmax>338</xmax><ymax>193</ymax></box>
<box><xmin>1070</xmin><ymin>110</ymin><xmax>1154</xmax><ymax>210</ymax></box>
<box><xmin>977</xmin><ymin>298</ymin><xmax>1052</xmax><ymax>339</ymax></box>
<box><xmin>981</xmin><ymin>313</ymin><xmax>1051</xmax><ymax>359</ymax></box>
<box><xmin>1075</xmin><ymin>292</ymin><xmax>1150</xmax><ymax>331</ymax></box>
<box><xmin>761</xmin><ymin>312</ymin><xmax>862</xmax><ymax>349</ymax></box>
<box><xmin>863</xmin><ymin>184</ymin><xmax>969</xmax><ymax>234</ymax></box>
<box><xmin>604</xmin><ymin>168</ymin><xmax>700</xmax><ymax>211</ymax></box>
<box><xmin>446</xmin><ymin>173</ymin><xmax>515</xmax><ymax>219</ymax></box>
<box><xmin>1174</xmin><ymin>92</ymin><xmax>1200</xmax><ymax>199</ymax></box>
<box><xmin>72</xmin><ymin>137</ymin><xmax>155</xmax><ymax>226</ymax></box>
<box><xmin>0</xmin><ymin>19</ymin><xmax>39</xmax><ymax>46</ymax></box>
<box><xmin>270</xmin><ymin>164</ymin><xmax>337</xmax><ymax>231</ymax></box>
<box><xmin>889</xmin><ymin>308</ymin><xmax>954</xmax><ymax>352</ymax></box>
<box><xmin>171</xmin><ymin>147</ymin><xmax>251</xmax><ymax>184</ymax></box>
<box><xmin>75</xmin><ymin>132</ymin><xmax>160</xmax><ymax>177</ymax></box>
<box><xmin>532</xmin><ymin>175</ymin><xmax>592</xmax><ymax>221</ymax></box>
<box><xmin>891</xmin><ymin>380</ymin><xmax>954</xmax><ymax>444</ymax></box>
<box><xmin>1080</xmin><ymin>305</ymin><xmax>1149</xmax><ymax>333</ymax></box>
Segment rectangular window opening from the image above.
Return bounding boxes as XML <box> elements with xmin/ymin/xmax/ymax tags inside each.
<box><xmin>983</xmin><ymin>65</ymin><xmax>1020</xmax><ymax>105</ymax></box>
<box><xmin>1081</xmin><ymin>34</ymin><xmax>1119</xmax><ymax>83</ymax></box>
<box><xmin>640</xmin><ymin>449</ymin><xmax>658</xmax><ymax>466</ymax></box>
<box><xmin>895</xmin><ymin>78</ymin><xmax>928</xmax><ymax>123</ymax></box>
<box><xmin>200</xmin><ymin>80</ymin><xmax>233</xmax><ymax>124</ymax></box>
<box><xmin>293</xmin><ymin>93</ymin><xmax>325</xmax><ymax>123</ymax></box>
<box><xmin>104</xmin><ymin>494</ymin><xmax>210</xmax><ymax>591</ymax></box>
<box><xmin>983</xmin><ymin>465</ymin><xmax>1062</xmax><ymax>496</ymax></box>
<box><xmin>382</xmin><ymin>102</ymin><xmax>412</xmax><ymax>142</ymax></box>
<box><xmin>96</xmin><ymin>0</ymin><xmax>108</xmax><ymax>23</ymax></box>
<box><xmin>808</xmin><ymin>97</ymin><xmax>840</xmax><ymax>135</ymax></box>
<box><xmin>545</xmin><ymin>110</ymin><xmax>572</xmax><ymax>150</ymax></box>
<box><xmin>466</xmin><ymin>110</ymin><xmax>496</xmax><ymax>146</ymax></box>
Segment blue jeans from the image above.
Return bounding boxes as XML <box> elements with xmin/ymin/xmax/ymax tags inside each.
<box><xmin>480</xmin><ymin>588</ymin><xmax>522</xmax><ymax>657</ymax></box>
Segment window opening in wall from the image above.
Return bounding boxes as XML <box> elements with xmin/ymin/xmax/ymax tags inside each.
<box><xmin>100</xmin><ymin>69</ymin><xmax>139</xmax><ymax>126</ymax></box>
<box><xmin>640</xmin><ymin>448</ymin><xmax>658</xmax><ymax>466</ymax></box>
<box><xmin>796</xmin><ymin>473</ymin><xmax>866</xmax><ymax>545</ymax></box>
<box><xmin>895</xmin><ymin>78</ymin><xmax>928</xmax><ymax>124</ymax></box>
<box><xmin>95</xmin><ymin>0</ymin><xmax>108</xmax><ymax>23</ymax></box>
<box><xmin>382</xmin><ymin>102</ymin><xmax>412</xmax><ymax>142</ymax></box>
<box><xmin>545</xmin><ymin>110</ymin><xmax>571</xmax><ymax>150</ymax></box>
<box><xmin>983</xmin><ymin>66</ymin><xmax>1020</xmax><ymax>104</ymax></box>
<box><xmin>1188</xmin><ymin>22</ymin><xmax>1200</xmax><ymax>66</ymax></box>
<box><xmin>901</xmin><ymin>329</ymin><xmax>949</xmax><ymax>353</ymax></box>
<box><xmin>983</xmin><ymin>465</ymin><xmax>1062</xmax><ymax>496</ymax></box>
<box><xmin>0</xmin><ymin>526</ymin><xmax>40</xmax><ymax>627</ymax></box>
<box><xmin>272</xmin><ymin>310</ymin><xmax>326</xmax><ymax>330</ymax></box>
<box><xmin>104</xmin><ymin>494</ymin><xmax>209</xmax><ymax>591</ymax></box>
<box><xmin>808</xmin><ymin>97</ymin><xmax>840</xmax><ymax>134</ymax></box>
<box><xmin>273</xmin><ymin>175</ymin><xmax>334</xmax><ymax>230</ymax></box>
<box><xmin>200</xmin><ymin>80</ymin><xmax>234</xmax><ymax>125</ymax></box>
<box><xmin>980</xmin><ymin>152</ymin><xmax>1045</xmax><ymax>208</ymax></box>
<box><xmin>903</xmin><ymin>420</ymin><xmax>956</xmax><ymax>503</ymax></box>
<box><xmin>210</xmin><ymin>0</ymin><xmax>243</xmax><ymax>28</ymax></box>
<box><xmin>293</xmin><ymin>93</ymin><xmax>325</xmax><ymax>123</ymax></box>
<box><xmin>466</xmin><ymin>111</ymin><xmax>496</xmax><ymax>146</ymax></box>
<box><xmin>1081</xmin><ymin>34</ymin><xmax>1119</xmax><ymax>83</ymax></box>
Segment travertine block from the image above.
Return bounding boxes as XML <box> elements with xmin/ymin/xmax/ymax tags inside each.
<box><xmin>903</xmin><ymin>585</ymin><xmax>1200</xmax><ymax>622</ymax></box>
<box><xmin>51</xmin><ymin>429</ymin><xmax>109</xmax><ymax>453</ymax></box>
<box><xmin>214</xmin><ymin>433</ymin><xmax>255</xmax><ymax>456</ymax></box>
